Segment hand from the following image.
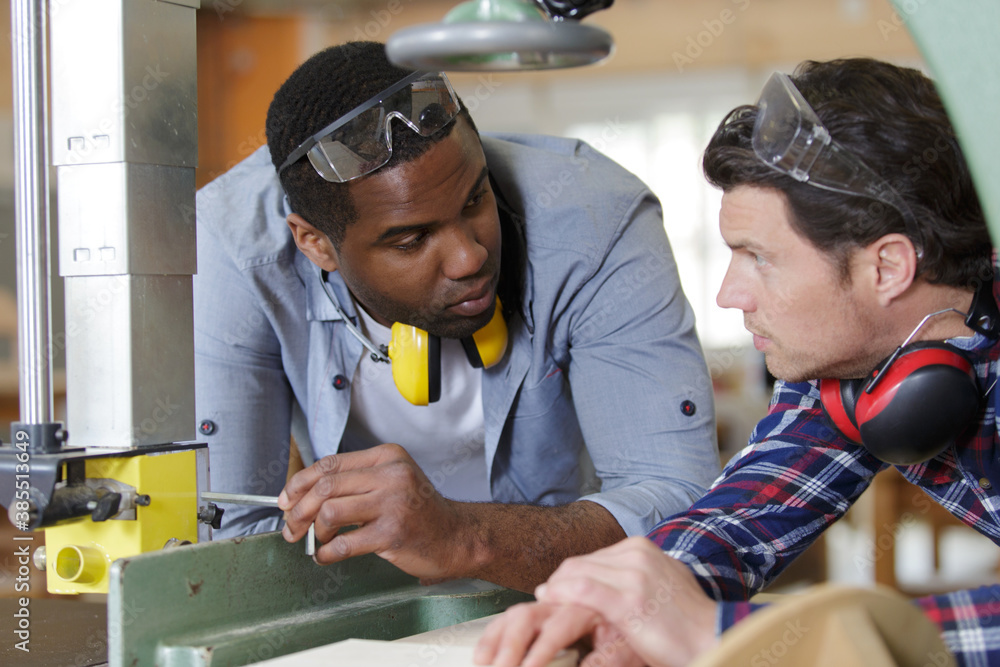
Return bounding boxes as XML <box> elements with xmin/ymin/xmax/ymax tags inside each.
<box><xmin>538</xmin><ymin>537</ymin><xmax>718</xmax><ymax>666</ymax></box>
<box><xmin>474</xmin><ymin>537</ymin><xmax>718</xmax><ymax>667</ymax></box>
<box><xmin>278</xmin><ymin>443</ymin><xmax>471</xmax><ymax>579</ymax></box>
<box><xmin>475</xmin><ymin>602</ymin><xmax>644</xmax><ymax>667</ymax></box>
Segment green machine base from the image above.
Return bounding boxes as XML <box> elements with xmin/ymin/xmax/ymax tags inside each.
<box><xmin>106</xmin><ymin>532</ymin><xmax>531</xmax><ymax>666</ymax></box>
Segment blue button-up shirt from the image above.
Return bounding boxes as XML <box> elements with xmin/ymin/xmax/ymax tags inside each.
<box><xmin>193</xmin><ymin>132</ymin><xmax>720</xmax><ymax>539</ymax></box>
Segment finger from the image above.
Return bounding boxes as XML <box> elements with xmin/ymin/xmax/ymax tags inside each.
<box><xmin>312</xmin><ymin>530</ymin><xmax>363</xmax><ymax>565</ymax></box>
<box><xmin>488</xmin><ymin>604</ymin><xmax>549</xmax><ymax>667</ymax></box>
<box><xmin>310</xmin><ymin>494</ymin><xmax>381</xmax><ymax>544</ymax></box>
<box><xmin>587</xmin><ymin>624</ymin><xmax>645</xmax><ymax>667</ymax></box>
<box><xmin>579</xmin><ymin>639</ymin><xmax>643</xmax><ymax>667</ymax></box>
<box><xmin>283</xmin><ymin>467</ymin><xmax>380</xmax><ymax>540</ymax></box>
<box><xmin>537</xmin><ymin>576</ymin><xmax>635</xmax><ymax>627</ymax></box>
<box><xmin>279</xmin><ymin>444</ymin><xmax>407</xmax><ymax>509</ymax></box>
<box><xmin>474</xmin><ymin>610</ymin><xmax>514</xmax><ymax>665</ymax></box>
<box><xmin>592</xmin><ymin>646</ymin><xmax>645</xmax><ymax>667</ymax></box>
<box><xmin>279</xmin><ymin>456</ymin><xmax>337</xmax><ymax>510</ymax></box>
<box><xmin>312</xmin><ymin>521</ymin><xmax>393</xmax><ymax>565</ymax></box>
<box><xmin>521</xmin><ymin>606</ymin><xmax>601</xmax><ymax>667</ymax></box>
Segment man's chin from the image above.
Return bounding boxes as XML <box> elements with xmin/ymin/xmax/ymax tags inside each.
<box><xmin>764</xmin><ymin>356</ymin><xmax>807</xmax><ymax>384</ymax></box>
<box><xmin>767</xmin><ymin>349</ymin><xmax>885</xmax><ymax>384</ymax></box>
<box><xmin>427</xmin><ymin>307</ymin><xmax>497</xmax><ymax>340</ymax></box>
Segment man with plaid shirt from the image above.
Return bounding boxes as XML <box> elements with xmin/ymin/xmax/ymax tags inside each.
<box><xmin>475</xmin><ymin>58</ymin><xmax>1000</xmax><ymax>667</ymax></box>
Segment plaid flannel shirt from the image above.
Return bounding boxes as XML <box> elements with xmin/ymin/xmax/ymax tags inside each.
<box><xmin>648</xmin><ymin>280</ymin><xmax>1000</xmax><ymax>667</ymax></box>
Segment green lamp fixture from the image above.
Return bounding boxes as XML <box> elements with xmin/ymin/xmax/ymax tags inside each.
<box><xmin>386</xmin><ymin>0</ymin><xmax>615</xmax><ymax>71</ymax></box>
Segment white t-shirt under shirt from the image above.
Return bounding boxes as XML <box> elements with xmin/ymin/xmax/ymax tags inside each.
<box><xmin>339</xmin><ymin>302</ymin><xmax>492</xmax><ymax>502</ymax></box>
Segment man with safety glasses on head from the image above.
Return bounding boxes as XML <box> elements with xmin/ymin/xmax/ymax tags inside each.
<box><xmin>475</xmin><ymin>58</ymin><xmax>1000</xmax><ymax>665</ymax></box>
<box><xmin>193</xmin><ymin>41</ymin><xmax>719</xmax><ymax>592</ymax></box>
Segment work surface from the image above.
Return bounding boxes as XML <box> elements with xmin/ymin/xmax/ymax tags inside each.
<box><xmin>0</xmin><ymin>598</ymin><xmax>574</xmax><ymax>667</ymax></box>
<box><xmin>0</xmin><ymin>596</ymin><xmax>108</xmax><ymax>666</ymax></box>
<box><xmin>253</xmin><ymin>615</ymin><xmax>577</xmax><ymax>667</ymax></box>
<box><xmin>0</xmin><ymin>598</ymin><xmax>570</xmax><ymax>667</ymax></box>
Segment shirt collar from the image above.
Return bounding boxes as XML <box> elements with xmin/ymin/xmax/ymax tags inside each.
<box><xmin>297</xmin><ymin>251</ymin><xmax>356</xmax><ymax>323</ymax></box>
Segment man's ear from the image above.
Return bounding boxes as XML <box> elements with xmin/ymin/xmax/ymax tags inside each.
<box><xmin>287</xmin><ymin>213</ymin><xmax>339</xmax><ymax>272</ymax></box>
<box><xmin>867</xmin><ymin>233</ymin><xmax>918</xmax><ymax>306</ymax></box>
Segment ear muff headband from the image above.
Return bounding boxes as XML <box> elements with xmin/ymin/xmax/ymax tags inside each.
<box><xmin>856</xmin><ymin>344</ymin><xmax>973</xmax><ymax>420</ymax></box>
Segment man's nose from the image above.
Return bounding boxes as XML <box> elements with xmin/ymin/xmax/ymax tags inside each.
<box><xmin>716</xmin><ymin>266</ymin><xmax>753</xmax><ymax>312</ymax></box>
<box><xmin>442</xmin><ymin>224</ymin><xmax>488</xmax><ymax>281</ymax></box>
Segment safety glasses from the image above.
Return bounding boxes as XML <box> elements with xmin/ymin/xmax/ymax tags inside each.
<box><xmin>752</xmin><ymin>72</ymin><xmax>921</xmax><ymax>246</ymax></box>
<box><xmin>277</xmin><ymin>71</ymin><xmax>461</xmax><ymax>183</ymax></box>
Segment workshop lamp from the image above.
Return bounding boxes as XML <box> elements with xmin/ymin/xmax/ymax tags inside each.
<box><xmin>386</xmin><ymin>0</ymin><xmax>615</xmax><ymax>71</ymax></box>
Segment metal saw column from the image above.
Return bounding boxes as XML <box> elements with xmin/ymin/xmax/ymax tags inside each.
<box><xmin>50</xmin><ymin>0</ymin><xmax>199</xmax><ymax>448</ymax></box>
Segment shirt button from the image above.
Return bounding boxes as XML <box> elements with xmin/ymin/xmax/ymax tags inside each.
<box><xmin>980</xmin><ymin>477</ymin><xmax>992</xmax><ymax>490</ymax></box>
<box><xmin>332</xmin><ymin>374</ymin><xmax>349</xmax><ymax>390</ymax></box>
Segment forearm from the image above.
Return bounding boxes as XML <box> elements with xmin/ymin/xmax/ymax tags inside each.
<box><xmin>455</xmin><ymin>499</ymin><xmax>626</xmax><ymax>592</ymax></box>
<box><xmin>649</xmin><ymin>417</ymin><xmax>884</xmax><ymax>599</ymax></box>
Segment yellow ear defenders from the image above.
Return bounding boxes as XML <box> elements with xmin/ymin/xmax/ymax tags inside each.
<box><xmin>319</xmin><ymin>271</ymin><xmax>508</xmax><ymax>406</ymax></box>
<box><xmin>388</xmin><ymin>297</ymin><xmax>507</xmax><ymax>405</ymax></box>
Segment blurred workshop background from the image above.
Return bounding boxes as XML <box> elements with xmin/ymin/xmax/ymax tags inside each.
<box><xmin>1</xmin><ymin>0</ymin><xmax>996</xmax><ymax>602</ymax></box>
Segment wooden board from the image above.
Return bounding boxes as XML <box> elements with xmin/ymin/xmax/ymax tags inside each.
<box><xmin>253</xmin><ymin>615</ymin><xmax>577</xmax><ymax>666</ymax></box>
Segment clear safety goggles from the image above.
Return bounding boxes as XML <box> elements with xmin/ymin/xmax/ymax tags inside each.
<box><xmin>277</xmin><ymin>71</ymin><xmax>461</xmax><ymax>183</ymax></box>
<box><xmin>752</xmin><ymin>72</ymin><xmax>921</xmax><ymax>245</ymax></box>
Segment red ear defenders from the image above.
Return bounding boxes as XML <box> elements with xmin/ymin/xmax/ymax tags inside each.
<box><xmin>819</xmin><ymin>342</ymin><xmax>980</xmax><ymax>465</ymax></box>
<box><xmin>819</xmin><ymin>277</ymin><xmax>999</xmax><ymax>465</ymax></box>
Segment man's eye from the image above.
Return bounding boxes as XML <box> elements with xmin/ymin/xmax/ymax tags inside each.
<box><xmin>466</xmin><ymin>190</ymin><xmax>486</xmax><ymax>208</ymax></box>
<box><xmin>394</xmin><ymin>231</ymin><xmax>427</xmax><ymax>251</ymax></box>
<box><xmin>754</xmin><ymin>254</ymin><xmax>767</xmax><ymax>267</ymax></box>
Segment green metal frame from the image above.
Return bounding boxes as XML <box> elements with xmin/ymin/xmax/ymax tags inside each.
<box><xmin>107</xmin><ymin>531</ymin><xmax>531</xmax><ymax>666</ymax></box>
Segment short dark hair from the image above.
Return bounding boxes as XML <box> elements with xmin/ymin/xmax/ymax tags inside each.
<box><xmin>265</xmin><ymin>41</ymin><xmax>477</xmax><ymax>249</ymax></box>
<box><xmin>703</xmin><ymin>58</ymin><xmax>991</xmax><ymax>288</ymax></box>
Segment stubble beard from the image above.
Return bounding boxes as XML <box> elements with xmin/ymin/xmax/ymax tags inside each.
<box><xmin>349</xmin><ymin>280</ymin><xmax>498</xmax><ymax>340</ymax></box>
<box><xmin>762</xmin><ymin>319</ymin><xmax>895</xmax><ymax>384</ymax></box>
